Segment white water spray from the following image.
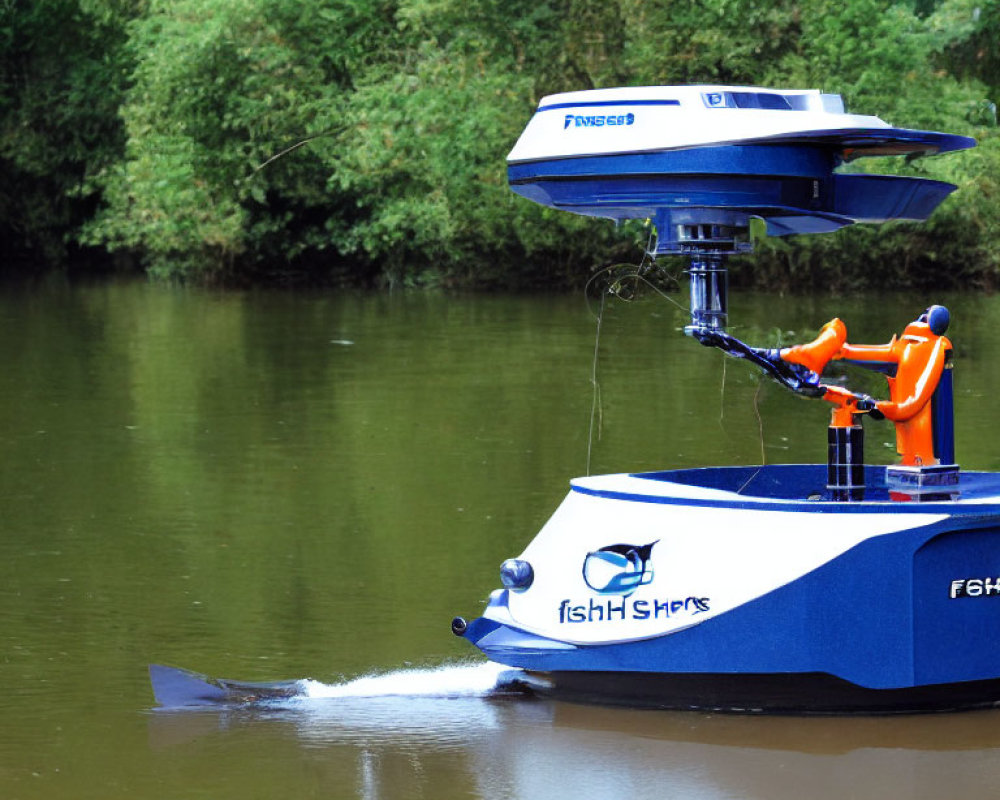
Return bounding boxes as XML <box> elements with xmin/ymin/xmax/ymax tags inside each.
<box><xmin>299</xmin><ymin>661</ymin><xmax>525</xmax><ymax>700</ymax></box>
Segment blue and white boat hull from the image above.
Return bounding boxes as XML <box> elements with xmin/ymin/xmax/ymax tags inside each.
<box><xmin>463</xmin><ymin>85</ymin><xmax>988</xmax><ymax>712</ymax></box>
<box><xmin>456</xmin><ymin>465</ymin><xmax>1000</xmax><ymax>712</ymax></box>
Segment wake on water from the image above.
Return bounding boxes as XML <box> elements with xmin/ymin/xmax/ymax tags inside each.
<box><xmin>300</xmin><ymin>661</ymin><xmax>526</xmax><ymax>700</ymax></box>
<box><xmin>148</xmin><ymin>660</ymin><xmax>534</xmax><ymax>709</ymax></box>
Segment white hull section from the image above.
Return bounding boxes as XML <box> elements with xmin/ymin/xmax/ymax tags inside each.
<box><xmin>489</xmin><ymin>474</ymin><xmax>944</xmax><ymax>645</ymax></box>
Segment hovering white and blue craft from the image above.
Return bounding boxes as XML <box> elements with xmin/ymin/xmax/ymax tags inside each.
<box><xmin>452</xmin><ymin>86</ymin><xmax>997</xmax><ymax>713</ymax></box>
<box><xmin>507</xmin><ymin>84</ymin><xmax>971</xmax><ymax>251</ymax></box>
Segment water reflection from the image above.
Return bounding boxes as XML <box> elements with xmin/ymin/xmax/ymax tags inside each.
<box><xmin>147</xmin><ymin>661</ymin><xmax>1000</xmax><ymax>800</ymax></box>
<box><xmin>5</xmin><ymin>282</ymin><xmax>1000</xmax><ymax>799</ymax></box>
<box><xmin>147</xmin><ymin>688</ymin><xmax>1000</xmax><ymax>800</ymax></box>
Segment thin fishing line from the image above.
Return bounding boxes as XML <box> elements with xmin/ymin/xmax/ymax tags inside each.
<box><xmin>719</xmin><ymin>353</ymin><xmax>727</xmax><ymax>424</ymax></box>
<box><xmin>753</xmin><ymin>378</ymin><xmax>766</xmax><ymax>465</ymax></box>
<box><xmin>583</xmin><ymin>264</ymin><xmax>623</xmax><ymax>318</ymax></box>
<box><xmin>584</xmin><ymin>227</ymin><xmax>685</xmax><ymax>318</ymax></box>
<box><xmin>251</xmin><ymin>128</ymin><xmax>343</xmax><ymax>173</ymax></box>
<box><xmin>586</xmin><ymin>290</ymin><xmax>607</xmax><ymax>476</ymax></box>
<box><xmin>623</xmin><ymin>271</ymin><xmax>687</xmax><ymax>312</ymax></box>
<box><xmin>736</xmin><ymin>465</ymin><xmax>764</xmax><ymax>495</ymax></box>
<box><xmin>581</xmin><ymin>228</ymin><xmax>687</xmax><ymax>473</ymax></box>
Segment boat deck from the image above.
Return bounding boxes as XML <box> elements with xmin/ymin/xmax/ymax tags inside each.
<box><xmin>570</xmin><ymin>465</ymin><xmax>1000</xmax><ymax>512</ymax></box>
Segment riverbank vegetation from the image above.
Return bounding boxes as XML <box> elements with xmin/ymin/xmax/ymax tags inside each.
<box><xmin>1</xmin><ymin>0</ymin><xmax>997</xmax><ymax>289</ymax></box>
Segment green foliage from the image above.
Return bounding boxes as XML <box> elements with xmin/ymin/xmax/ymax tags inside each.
<box><xmin>0</xmin><ymin>0</ymin><xmax>134</xmax><ymax>270</ymax></box>
<box><xmin>733</xmin><ymin>0</ymin><xmax>1000</xmax><ymax>292</ymax></box>
<box><xmin>933</xmin><ymin>0</ymin><xmax>1000</xmax><ymax>96</ymax></box>
<box><xmin>326</xmin><ymin>0</ymin><xmax>637</xmax><ymax>288</ymax></box>
<box><xmin>621</xmin><ymin>0</ymin><xmax>805</xmax><ymax>86</ymax></box>
<box><xmin>2</xmin><ymin>0</ymin><xmax>999</xmax><ymax>288</ymax></box>
<box><xmin>82</xmin><ymin>0</ymin><xmax>388</xmax><ymax>281</ymax></box>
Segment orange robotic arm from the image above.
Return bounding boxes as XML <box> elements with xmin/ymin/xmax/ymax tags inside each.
<box><xmin>780</xmin><ymin>318</ymin><xmax>847</xmax><ymax>374</ymax></box>
<box><xmin>875</xmin><ymin>336</ymin><xmax>950</xmax><ymax>422</ymax></box>
<box><xmin>837</xmin><ymin>337</ymin><xmax>898</xmax><ymax>364</ymax></box>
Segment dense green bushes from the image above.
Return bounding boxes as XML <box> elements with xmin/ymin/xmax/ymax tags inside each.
<box><xmin>1</xmin><ymin>0</ymin><xmax>132</xmax><ymax>271</ymax></box>
<box><xmin>1</xmin><ymin>0</ymin><xmax>997</xmax><ymax>288</ymax></box>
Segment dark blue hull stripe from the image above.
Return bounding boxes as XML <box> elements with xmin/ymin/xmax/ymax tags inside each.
<box><xmin>508</xmin><ymin>146</ymin><xmax>832</xmax><ymax>180</ymax></box>
<box><xmin>567</xmin><ymin>464</ymin><xmax>1000</xmax><ymax>515</ymax></box>
<box><xmin>570</xmin><ymin>482</ymin><xmax>1000</xmax><ymax>515</ymax></box>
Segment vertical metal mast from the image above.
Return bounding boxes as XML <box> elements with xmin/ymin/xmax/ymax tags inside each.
<box><xmin>685</xmin><ymin>253</ymin><xmax>729</xmax><ymax>335</ymax></box>
<box><xmin>654</xmin><ymin>218</ymin><xmax>742</xmax><ymax>337</ymax></box>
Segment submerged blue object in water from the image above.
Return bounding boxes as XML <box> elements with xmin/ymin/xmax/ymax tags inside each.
<box><xmin>149</xmin><ymin>664</ymin><xmax>303</xmax><ymax>708</ymax></box>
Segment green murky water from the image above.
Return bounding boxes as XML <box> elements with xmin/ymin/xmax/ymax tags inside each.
<box><xmin>2</xmin><ymin>279</ymin><xmax>1000</xmax><ymax>799</ymax></box>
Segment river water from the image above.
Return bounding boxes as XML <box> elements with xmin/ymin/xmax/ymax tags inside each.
<box><xmin>2</xmin><ymin>279</ymin><xmax>1000</xmax><ymax>799</ymax></box>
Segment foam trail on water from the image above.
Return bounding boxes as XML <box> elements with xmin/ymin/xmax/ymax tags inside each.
<box><xmin>300</xmin><ymin>661</ymin><xmax>522</xmax><ymax>700</ymax></box>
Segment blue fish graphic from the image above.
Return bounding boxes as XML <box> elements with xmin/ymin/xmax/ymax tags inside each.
<box><xmin>582</xmin><ymin>541</ymin><xmax>658</xmax><ymax>596</ymax></box>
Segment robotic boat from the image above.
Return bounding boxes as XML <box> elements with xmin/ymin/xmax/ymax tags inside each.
<box><xmin>452</xmin><ymin>86</ymin><xmax>998</xmax><ymax>713</ymax></box>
